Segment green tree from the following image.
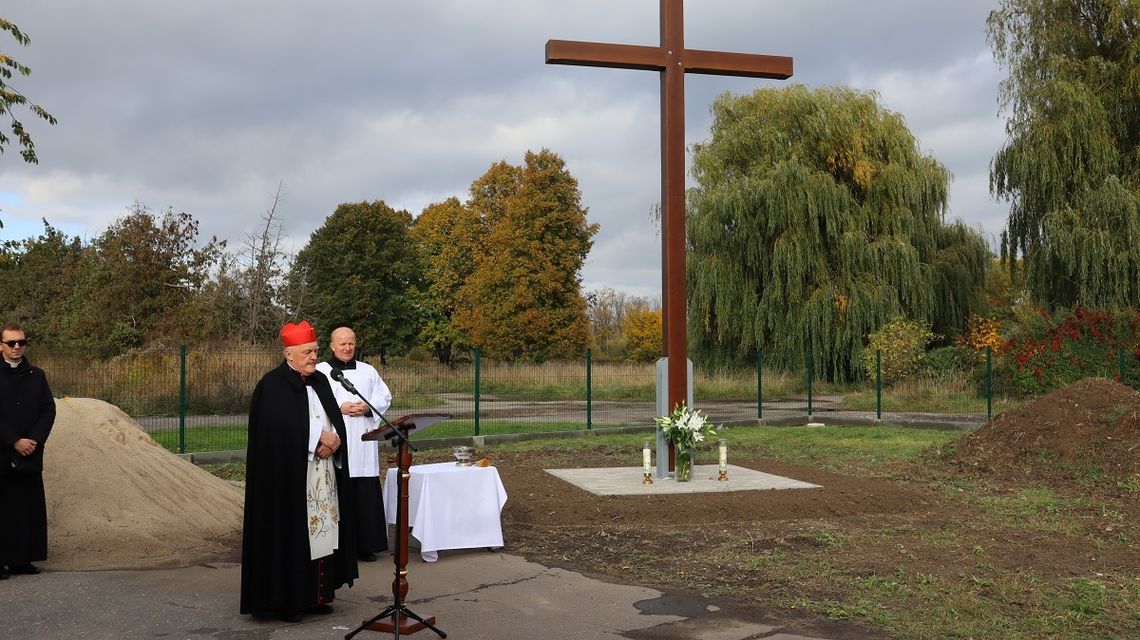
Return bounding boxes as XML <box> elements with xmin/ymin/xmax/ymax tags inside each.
<box><xmin>981</xmin><ymin>256</ymin><xmax>1027</xmax><ymax>326</ymax></box>
<box><xmin>290</xmin><ymin>200</ymin><xmax>423</xmax><ymax>361</ymax></box>
<box><xmin>1</xmin><ymin>18</ymin><xmax>56</xmax><ymax>165</ymax></box>
<box><xmin>178</xmin><ymin>187</ymin><xmax>292</xmax><ymax>345</ymax></box>
<box><xmin>989</xmin><ymin>0</ymin><xmax>1140</xmax><ymax>309</ymax></box>
<box><xmin>181</xmin><ymin>252</ymin><xmax>248</xmax><ymax>343</ymax></box>
<box><xmin>688</xmin><ymin>85</ymin><xmax>990</xmax><ymax>381</ymax></box>
<box><xmin>454</xmin><ymin>149</ymin><xmax>599</xmax><ymax>362</ymax></box>
<box><xmin>0</xmin><ymin>219</ymin><xmax>84</xmax><ymax>344</ymax></box>
<box><xmin>62</xmin><ymin>204</ymin><xmax>225</xmax><ymax>356</ymax></box>
<box><xmin>859</xmin><ymin>316</ymin><xmax>938</xmax><ymax>384</ymax></box>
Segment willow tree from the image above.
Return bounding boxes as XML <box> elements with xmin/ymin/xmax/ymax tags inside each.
<box><xmin>989</xmin><ymin>1</ymin><xmax>1140</xmax><ymax>309</ymax></box>
<box><xmin>688</xmin><ymin>85</ymin><xmax>989</xmax><ymax>381</ymax></box>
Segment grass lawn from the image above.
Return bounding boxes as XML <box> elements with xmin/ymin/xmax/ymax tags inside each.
<box><xmin>151</xmin><ymin>425</ymin><xmax>247</xmax><ymax>453</ymax></box>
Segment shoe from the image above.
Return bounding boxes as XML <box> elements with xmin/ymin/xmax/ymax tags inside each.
<box><xmin>276</xmin><ymin>611</ymin><xmax>303</xmax><ymax>623</ymax></box>
<box><xmin>305</xmin><ymin>603</ymin><xmax>334</xmax><ymax>615</ymax></box>
<box><xmin>0</xmin><ymin>567</ymin><xmax>8</xmax><ymax>580</ymax></box>
<box><xmin>358</xmin><ymin>551</ymin><xmax>378</xmax><ymax>562</ymax></box>
<box><xmin>10</xmin><ymin>564</ymin><xmax>40</xmax><ymax>575</ymax></box>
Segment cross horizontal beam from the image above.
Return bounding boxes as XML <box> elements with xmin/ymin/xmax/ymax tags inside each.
<box><xmin>546</xmin><ymin>40</ymin><xmax>793</xmax><ymax>79</ymax></box>
<box><xmin>684</xmin><ymin>49</ymin><xmax>792</xmax><ymax>78</ymax></box>
<box><xmin>546</xmin><ymin>40</ymin><xmax>663</xmax><ymax>71</ymax></box>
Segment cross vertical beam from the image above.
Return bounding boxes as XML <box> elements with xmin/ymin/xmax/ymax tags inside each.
<box><xmin>661</xmin><ymin>0</ymin><xmax>684</xmax><ymax>375</ymax></box>
<box><xmin>547</xmin><ymin>0</ymin><xmax>792</xmax><ymax>467</ymax></box>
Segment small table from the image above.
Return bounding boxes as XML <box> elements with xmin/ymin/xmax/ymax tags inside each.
<box><xmin>384</xmin><ymin>461</ymin><xmax>508</xmax><ymax>562</ymax></box>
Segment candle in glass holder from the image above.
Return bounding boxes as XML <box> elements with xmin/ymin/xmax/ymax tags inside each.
<box><xmin>641</xmin><ymin>440</ymin><xmax>653</xmax><ymax>484</ymax></box>
<box><xmin>718</xmin><ymin>438</ymin><xmax>728</xmax><ymax>481</ymax></box>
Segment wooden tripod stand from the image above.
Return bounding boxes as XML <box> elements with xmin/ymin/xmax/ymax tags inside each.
<box><xmin>344</xmin><ymin>413</ymin><xmax>450</xmax><ymax>640</ymax></box>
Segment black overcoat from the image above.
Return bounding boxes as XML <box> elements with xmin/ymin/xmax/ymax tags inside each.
<box><xmin>239</xmin><ymin>361</ymin><xmax>358</xmax><ymax>614</ymax></box>
<box><xmin>0</xmin><ymin>357</ymin><xmax>56</xmax><ymax>567</ymax></box>
<box><xmin>0</xmin><ymin>357</ymin><xmax>56</xmax><ymax>472</ymax></box>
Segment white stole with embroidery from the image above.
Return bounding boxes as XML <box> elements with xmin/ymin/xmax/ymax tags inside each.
<box><xmin>305</xmin><ymin>386</ymin><xmax>340</xmax><ymax>560</ymax></box>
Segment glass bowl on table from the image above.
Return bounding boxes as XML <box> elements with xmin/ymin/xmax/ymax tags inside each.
<box><xmin>452</xmin><ymin>445</ymin><xmax>475</xmax><ymax>466</ymax></box>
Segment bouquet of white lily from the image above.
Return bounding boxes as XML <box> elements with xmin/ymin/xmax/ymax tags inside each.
<box><xmin>653</xmin><ymin>403</ymin><xmax>717</xmax><ymax>454</ymax></box>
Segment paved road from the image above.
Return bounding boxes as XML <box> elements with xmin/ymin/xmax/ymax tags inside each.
<box><xmin>134</xmin><ymin>395</ymin><xmax>985</xmax><ymax>434</ymax></box>
<box><xmin>2</xmin><ymin>551</ymin><xmax>890</xmax><ymax>640</ymax></box>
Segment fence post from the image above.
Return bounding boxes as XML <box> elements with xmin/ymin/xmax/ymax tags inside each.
<box><xmin>474</xmin><ymin>348</ymin><xmax>481</xmax><ymax>437</ymax></box>
<box><xmin>875</xmin><ymin>349</ymin><xmax>882</xmax><ymax>421</ymax></box>
<box><xmin>178</xmin><ymin>345</ymin><xmax>187</xmax><ymax>455</ymax></box>
<box><xmin>807</xmin><ymin>348</ymin><xmax>814</xmax><ymax>419</ymax></box>
<box><xmin>585</xmin><ymin>349</ymin><xmax>593</xmax><ymax>430</ymax></box>
<box><xmin>986</xmin><ymin>347</ymin><xmax>993</xmax><ymax>420</ymax></box>
<box><xmin>756</xmin><ymin>349</ymin><xmax>763</xmax><ymax>420</ymax></box>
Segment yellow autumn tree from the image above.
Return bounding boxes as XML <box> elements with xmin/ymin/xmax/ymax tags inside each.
<box><xmin>956</xmin><ymin>314</ymin><xmax>1003</xmax><ymax>362</ymax></box>
<box><xmin>451</xmin><ymin>149</ymin><xmax>599</xmax><ymax>362</ymax></box>
<box><xmin>623</xmin><ymin>307</ymin><xmax>662</xmax><ymax>362</ymax></box>
<box><xmin>411</xmin><ymin>197</ymin><xmax>482</xmax><ymax>365</ymax></box>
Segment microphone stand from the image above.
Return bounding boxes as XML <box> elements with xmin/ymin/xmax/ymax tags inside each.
<box><xmin>334</xmin><ymin>370</ymin><xmax>448</xmax><ymax>640</ymax></box>
<box><xmin>330</xmin><ymin>369</ymin><xmax>417</xmax><ymax>452</ymax></box>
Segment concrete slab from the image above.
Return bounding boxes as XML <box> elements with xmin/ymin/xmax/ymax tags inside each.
<box><xmin>544</xmin><ymin>464</ymin><xmax>821</xmax><ymax>496</ymax></box>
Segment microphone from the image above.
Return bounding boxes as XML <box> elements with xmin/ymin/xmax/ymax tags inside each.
<box><xmin>329</xmin><ymin>368</ymin><xmax>359</xmax><ymax>394</ymax></box>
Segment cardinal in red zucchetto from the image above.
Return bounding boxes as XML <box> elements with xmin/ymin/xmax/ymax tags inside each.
<box><xmin>239</xmin><ymin>320</ymin><xmax>359</xmax><ymax>622</ymax></box>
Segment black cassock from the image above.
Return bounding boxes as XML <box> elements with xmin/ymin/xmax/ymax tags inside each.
<box><xmin>239</xmin><ymin>362</ymin><xmax>358</xmax><ymax>615</ymax></box>
<box><xmin>0</xmin><ymin>357</ymin><xmax>56</xmax><ymax>569</ymax></box>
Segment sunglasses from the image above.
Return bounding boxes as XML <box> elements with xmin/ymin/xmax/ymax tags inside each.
<box><xmin>2</xmin><ymin>339</ymin><xmax>28</xmax><ymax>347</ymax></box>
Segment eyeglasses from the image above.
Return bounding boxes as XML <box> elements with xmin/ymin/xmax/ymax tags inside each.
<box><xmin>2</xmin><ymin>339</ymin><xmax>28</xmax><ymax>348</ymax></box>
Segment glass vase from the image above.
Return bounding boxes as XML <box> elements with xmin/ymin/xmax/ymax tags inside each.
<box><xmin>674</xmin><ymin>448</ymin><xmax>694</xmax><ymax>482</ymax></box>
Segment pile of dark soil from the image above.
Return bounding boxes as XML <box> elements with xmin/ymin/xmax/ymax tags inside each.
<box><xmin>950</xmin><ymin>377</ymin><xmax>1140</xmax><ymax>483</ymax></box>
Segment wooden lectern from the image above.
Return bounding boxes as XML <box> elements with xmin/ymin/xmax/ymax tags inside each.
<box><xmin>345</xmin><ymin>413</ymin><xmax>450</xmax><ymax>640</ymax></box>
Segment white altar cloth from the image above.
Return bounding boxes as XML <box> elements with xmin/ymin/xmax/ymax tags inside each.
<box><xmin>384</xmin><ymin>461</ymin><xmax>508</xmax><ymax>562</ymax></box>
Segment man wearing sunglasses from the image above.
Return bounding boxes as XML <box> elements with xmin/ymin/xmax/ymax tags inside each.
<box><xmin>0</xmin><ymin>323</ymin><xmax>56</xmax><ymax>580</ymax></box>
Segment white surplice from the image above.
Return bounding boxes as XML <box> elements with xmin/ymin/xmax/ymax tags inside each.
<box><xmin>315</xmin><ymin>360</ymin><xmax>392</xmax><ymax>478</ymax></box>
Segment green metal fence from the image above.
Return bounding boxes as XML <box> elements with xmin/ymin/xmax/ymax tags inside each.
<box><xmin>35</xmin><ymin>344</ymin><xmax>1140</xmax><ymax>454</ymax></box>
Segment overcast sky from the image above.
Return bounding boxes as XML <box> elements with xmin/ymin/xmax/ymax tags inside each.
<box><xmin>0</xmin><ymin>0</ymin><xmax>1008</xmax><ymax>299</ymax></box>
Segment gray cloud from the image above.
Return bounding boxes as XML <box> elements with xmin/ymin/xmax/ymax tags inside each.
<box><xmin>0</xmin><ymin>0</ymin><xmax>1007</xmax><ymax>292</ymax></box>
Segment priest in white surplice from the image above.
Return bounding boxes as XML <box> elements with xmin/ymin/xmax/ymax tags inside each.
<box><xmin>316</xmin><ymin>326</ymin><xmax>393</xmax><ymax>562</ymax></box>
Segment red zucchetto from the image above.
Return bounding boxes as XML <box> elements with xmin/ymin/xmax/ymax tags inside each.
<box><xmin>279</xmin><ymin>320</ymin><xmax>317</xmax><ymax>347</ymax></box>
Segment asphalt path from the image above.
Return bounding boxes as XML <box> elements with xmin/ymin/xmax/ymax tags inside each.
<box><xmin>2</xmin><ymin>551</ymin><xmax>890</xmax><ymax>640</ymax></box>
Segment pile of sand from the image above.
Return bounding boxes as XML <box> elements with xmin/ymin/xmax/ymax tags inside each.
<box><xmin>41</xmin><ymin>397</ymin><xmax>244</xmax><ymax>571</ymax></box>
<box><xmin>951</xmin><ymin>377</ymin><xmax>1140</xmax><ymax>482</ymax></box>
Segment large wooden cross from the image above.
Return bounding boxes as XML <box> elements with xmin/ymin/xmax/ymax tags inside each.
<box><xmin>546</xmin><ymin>0</ymin><xmax>792</xmax><ymax>467</ymax></box>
